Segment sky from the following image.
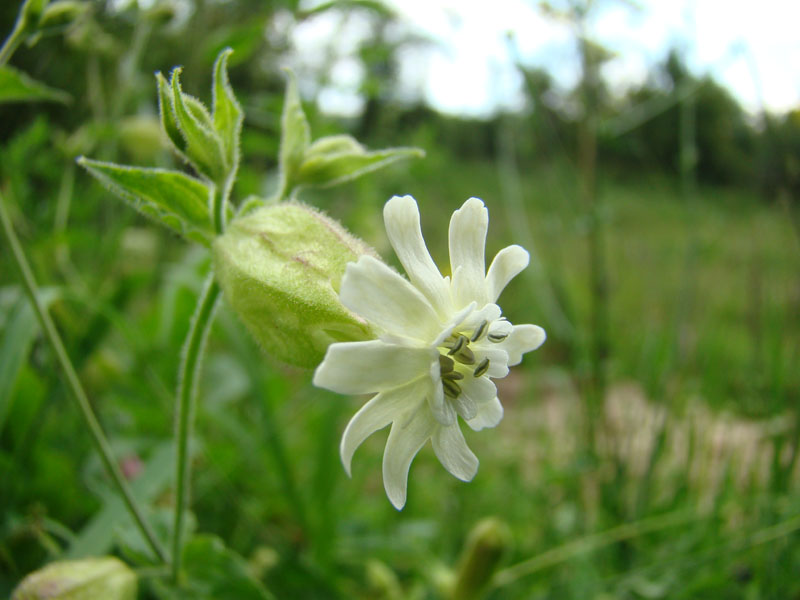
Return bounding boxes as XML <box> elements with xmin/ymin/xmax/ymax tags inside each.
<box><xmin>292</xmin><ymin>0</ymin><xmax>800</xmax><ymax>118</ymax></box>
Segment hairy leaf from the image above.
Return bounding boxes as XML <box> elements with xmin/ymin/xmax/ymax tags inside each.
<box><xmin>78</xmin><ymin>158</ymin><xmax>214</xmax><ymax>245</ymax></box>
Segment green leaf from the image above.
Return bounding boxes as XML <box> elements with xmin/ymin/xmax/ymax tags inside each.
<box><xmin>78</xmin><ymin>158</ymin><xmax>215</xmax><ymax>245</ymax></box>
<box><xmin>156</xmin><ymin>71</ymin><xmax>187</xmax><ymax>155</ymax></box>
<box><xmin>170</xmin><ymin>68</ymin><xmax>227</xmax><ymax>182</ymax></box>
<box><xmin>156</xmin><ymin>535</ymin><xmax>274</xmax><ymax>600</ymax></box>
<box><xmin>0</xmin><ymin>64</ymin><xmax>70</xmax><ymax>104</ymax></box>
<box><xmin>212</xmin><ymin>48</ymin><xmax>243</xmax><ymax>176</ymax></box>
<box><xmin>296</xmin><ymin>135</ymin><xmax>424</xmax><ymax>188</ymax></box>
<box><xmin>278</xmin><ymin>69</ymin><xmax>311</xmax><ymax>196</ymax></box>
<box><xmin>0</xmin><ymin>287</ymin><xmax>58</xmax><ymax>436</ymax></box>
<box><xmin>67</xmin><ymin>442</ymin><xmax>176</xmax><ymax>559</ymax></box>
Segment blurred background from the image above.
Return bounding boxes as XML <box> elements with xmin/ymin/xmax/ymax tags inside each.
<box><xmin>1</xmin><ymin>0</ymin><xmax>799</xmax><ymax>597</ymax></box>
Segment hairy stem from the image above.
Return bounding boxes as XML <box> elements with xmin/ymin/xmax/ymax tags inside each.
<box><xmin>0</xmin><ymin>2</ymin><xmax>29</xmax><ymax>66</ymax></box>
<box><xmin>171</xmin><ymin>275</ymin><xmax>221</xmax><ymax>582</ymax></box>
<box><xmin>0</xmin><ymin>193</ymin><xmax>168</xmax><ymax>563</ymax></box>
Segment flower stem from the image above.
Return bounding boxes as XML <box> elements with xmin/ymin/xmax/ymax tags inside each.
<box><xmin>0</xmin><ymin>193</ymin><xmax>168</xmax><ymax>564</ymax></box>
<box><xmin>171</xmin><ymin>275</ymin><xmax>220</xmax><ymax>582</ymax></box>
<box><xmin>0</xmin><ymin>4</ymin><xmax>29</xmax><ymax>66</ymax></box>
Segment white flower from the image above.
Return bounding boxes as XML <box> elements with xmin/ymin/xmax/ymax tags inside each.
<box><xmin>313</xmin><ymin>195</ymin><xmax>546</xmax><ymax>509</ymax></box>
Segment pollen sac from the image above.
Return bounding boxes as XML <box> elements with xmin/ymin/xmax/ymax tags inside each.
<box><xmin>473</xmin><ymin>357</ymin><xmax>490</xmax><ymax>377</ymax></box>
<box><xmin>442</xmin><ymin>377</ymin><xmax>462</xmax><ymax>399</ymax></box>
<box><xmin>213</xmin><ymin>202</ymin><xmax>376</xmax><ymax>368</ymax></box>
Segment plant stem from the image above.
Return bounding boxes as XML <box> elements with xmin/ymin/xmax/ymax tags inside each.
<box><xmin>171</xmin><ymin>275</ymin><xmax>220</xmax><ymax>582</ymax></box>
<box><xmin>0</xmin><ymin>193</ymin><xmax>168</xmax><ymax>563</ymax></box>
<box><xmin>491</xmin><ymin>510</ymin><xmax>697</xmax><ymax>588</ymax></box>
<box><xmin>0</xmin><ymin>2</ymin><xmax>30</xmax><ymax>66</ymax></box>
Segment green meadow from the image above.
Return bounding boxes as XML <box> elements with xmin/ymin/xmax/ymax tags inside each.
<box><xmin>2</xmin><ymin>1</ymin><xmax>799</xmax><ymax>598</ymax></box>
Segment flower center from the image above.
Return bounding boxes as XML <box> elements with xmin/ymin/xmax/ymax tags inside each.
<box><xmin>437</xmin><ymin>319</ymin><xmax>507</xmax><ymax>398</ymax></box>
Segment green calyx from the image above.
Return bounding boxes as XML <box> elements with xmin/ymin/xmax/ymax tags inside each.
<box><xmin>213</xmin><ymin>202</ymin><xmax>376</xmax><ymax>368</ymax></box>
<box><xmin>12</xmin><ymin>557</ymin><xmax>137</xmax><ymax>600</ymax></box>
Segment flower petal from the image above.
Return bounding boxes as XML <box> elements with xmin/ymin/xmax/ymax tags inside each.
<box><xmin>384</xmin><ymin>195</ymin><xmax>452</xmax><ymax>315</ymax></box>
<box><xmin>451</xmin><ymin>389</ymin><xmax>477</xmax><ymax>420</ymax></box>
<box><xmin>449</xmin><ymin>198</ymin><xmax>489</xmax><ymax>307</ymax></box>
<box><xmin>460</xmin><ymin>374</ymin><xmax>497</xmax><ymax>409</ymax></box>
<box><xmin>340</xmin><ymin>255</ymin><xmax>440</xmax><ymax>341</ymax></box>
<box><xmin>500</xmin><ymin>324</ymin><xmax>547</xmax><ymax>366</ymax></box>
<box><xmin>427</xmin><ymin>359</ymin><xmax>456</xmax><ymax>425</ymax></box>
<box><xmin>340</xmin><ymin>378</ymin><xmax>429</xmax><ymax>476</ymax></box>
<box><xmin>383</xmin><ymin>404</ymin><xmax>437</xmax><ymax>509</ymax></box>
<box><xmin>460</xmin><ymin>303</ymin><xmax>502</xmax><ymax>336</ymax></box>
<box><xmin>432</xmin><ymin>423</ymin><xmax>479</xmax><ymax>481</ymax></box>
<box><xmin>486</xmin><ymin>245</ymin><xmax>529</xmax><ymax>302</ymax></box>
<box><xmin>473</xmin><ymin>346</ymin><xmax>510</xmax><ymax>378</ymax></box>
<box><xmin>313</xmin><ymin>340</ymin><xmax>434</xmax><ymax>394</ymax></box>
<box><xmin>466</xmin><ymin>396</ymin><xmax>504</xmax><ymax>431</ymax></box>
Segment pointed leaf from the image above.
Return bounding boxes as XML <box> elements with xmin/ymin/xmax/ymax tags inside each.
<box><xmin>0</xmin><ymin>287</ymin><xmax>59</xmax><ymax>435</ymax></box>
<box><xmin>78</xmin><ymin>158</ymin><xmax>214</xmax><ymax>245</ymax></box>
<box><xmin>278</xmin><ymin>69</ymin><xmax>311</xmax><ymax>194</ymax></box>
<box><xmin>296</xmin><ymin>139</ymin><xmax>424</xmax><ymax>188</ymax></box>
<box><xmin>0</xmin><ymin>65</ymin><xmax>70</xmax><ymax>104</ymax></box>
<box><xmin>170</xmin><ymin>68</ymin><xmax>227</xmax><ymax>181</ymax></box>
<box><xmin>212</xmin><ymin>48</ymin><xmax>243</xmax><ymax>174</ymax></box>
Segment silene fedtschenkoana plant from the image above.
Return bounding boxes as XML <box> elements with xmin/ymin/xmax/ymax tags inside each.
<box><xmin>8</xmin><ymin>44</ymin><xmax>544</xmax><ymax>597</ymax></box>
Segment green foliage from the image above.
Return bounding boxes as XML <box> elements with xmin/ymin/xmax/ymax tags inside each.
<box><xmin>154</xmin><ymin>535</ymin><xmax>274</xmax><ymax>600</ymax></box>
<box><xmin>297</xmin><ymin>134</ymin><xmax>424</xmax><ymax>189</ymax></box>
<box><xmin>0</xmin><ymin>288</ymin><xmax>57</xmax><ymax>435</ymax></box>
<box><xmin>1</xmin><ymin>1</ymin><xmax>799</xmax><ymax>598</ymax></box>
<box><xmin>277</xmin><ymin>69</ymin><xmax>424</xmax><ymax>197</ymax></box>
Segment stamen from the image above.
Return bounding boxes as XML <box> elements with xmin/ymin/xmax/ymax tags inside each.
<box><xmin>473</xmin><ymin>357</ymin><xmax>490</xmax><ymax>377</ymax></box>
<box><xmin>488</xmin><ymin>331</ymin><xmax>509</xmax><ymax>343</ymax></box>
<box><xmin>442</xmin><ymin>378</ymin><xmax>461</xmax><ymax>398</ymax></box>
<box><xmin>443</xmin><ymin>370</ymin><xmax>464</xmax><ymax>381</ymax></box>
<box><xmin>470</xmin><ymin>320</ymin><xmax>488</xmax><ymax>342</ymax></box>
<box><xmin>438</xmin><ymin>354</ymin><xmax>455</xmax><ymax>374</ymax></box>
<box><xmin>447</xmin><ymin>334</ymin><xmax>468</xmax><ymax>356</ymax></box>
<box><xmin>453</xmin><ymin>345</ymin><xmax>475</xmax><ymax>365</ymax></box>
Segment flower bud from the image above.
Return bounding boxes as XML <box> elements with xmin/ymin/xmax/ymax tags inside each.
<box><xmin>12</xmin><ymin>556</ymin><xmax>136</xmax><ymax>600</ymax></box>
<box><xmin>38</xmin><ymin>1</ymin><xmax>90</xmax><ymax>28</ymax></box>
<box><xmin>213</xmin><ymin>202</ymin><xmax>376</xmax><ymax>368</ymax></box>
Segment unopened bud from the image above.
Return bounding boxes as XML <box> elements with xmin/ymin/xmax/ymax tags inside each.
<box><xmin>451</xmin><ymin>517</ymin><xmax>512</xmax><ymax>600</ymax></box>
<box><xmin>118</xmin><ymin>115</ymin><xmax>166</xmax><ymax>163</ymax></box>
<box><xmin>213</xmin><ymin>202</ymin><xmax>376</xmax><ymax>367</ymax></box>
<box><xmin>12</xmin><ymin>556</ymin><xmax>136</xmax><ymax>600</ymax></box>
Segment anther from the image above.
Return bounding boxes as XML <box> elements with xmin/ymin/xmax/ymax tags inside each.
<box><xmin>473</xmin><ymin>357</ymin><xmax>490</xmax><ymax>377</ymax></box>
<box><xmin>443</xmin><ymin>370</ymin><xmax>464</xmax><ymax>381</ymax></box>
<box><xmin>442</xmin><ymin>378</ymin><xmax>462</xmax><ymax>398</ymax></box>
<box><xmin>438</xmin><ymin>354</ymin><xmax>455</xmax><ymax>374</ymax></box>
<box><xmin>447</xmin><ymin>334</ymin><xmax>468</xmax><ymax>356</ymax></box>
<box><xmin>488</xmin><ymin>331</ymin><xmax>509</xmax><ymax>343</ymax></box>
<box><xmin>453</xmin><ymin>345</ymin><xmax>475</xmax><ymax>365</ymax></box>
<box><xmin>470</xmin><ymin>320</ymin><xmax>488</xmax><ymax>342</ymax></box>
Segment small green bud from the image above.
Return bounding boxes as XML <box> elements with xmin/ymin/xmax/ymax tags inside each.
<box><xmin>450</xmin><ymin>518</ymin><xmax>512</xmax><ymax>600</ymax></box>
<box><xmin>118</xmin><ymin>115</ymin><xmax>165</xmax><ymax>163</ymax></box>
<box><xmin>213</xmin><ymin>202</ymin><xmax>376</xmax><ymax>367</ymax></box>
<box><xmin>365</xmin><ymin>559</ymin><xmax>403</xmax><ymax>600</ymax></box>
<box><xmin>19</xmin><ymin>0</ymin><xmax>50</xmax><ymax>26</ymax></box>
<box><xmin>12</xmin><ymin>556</ymin><xmax>136</xmax><ymax>600</ymax></box>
